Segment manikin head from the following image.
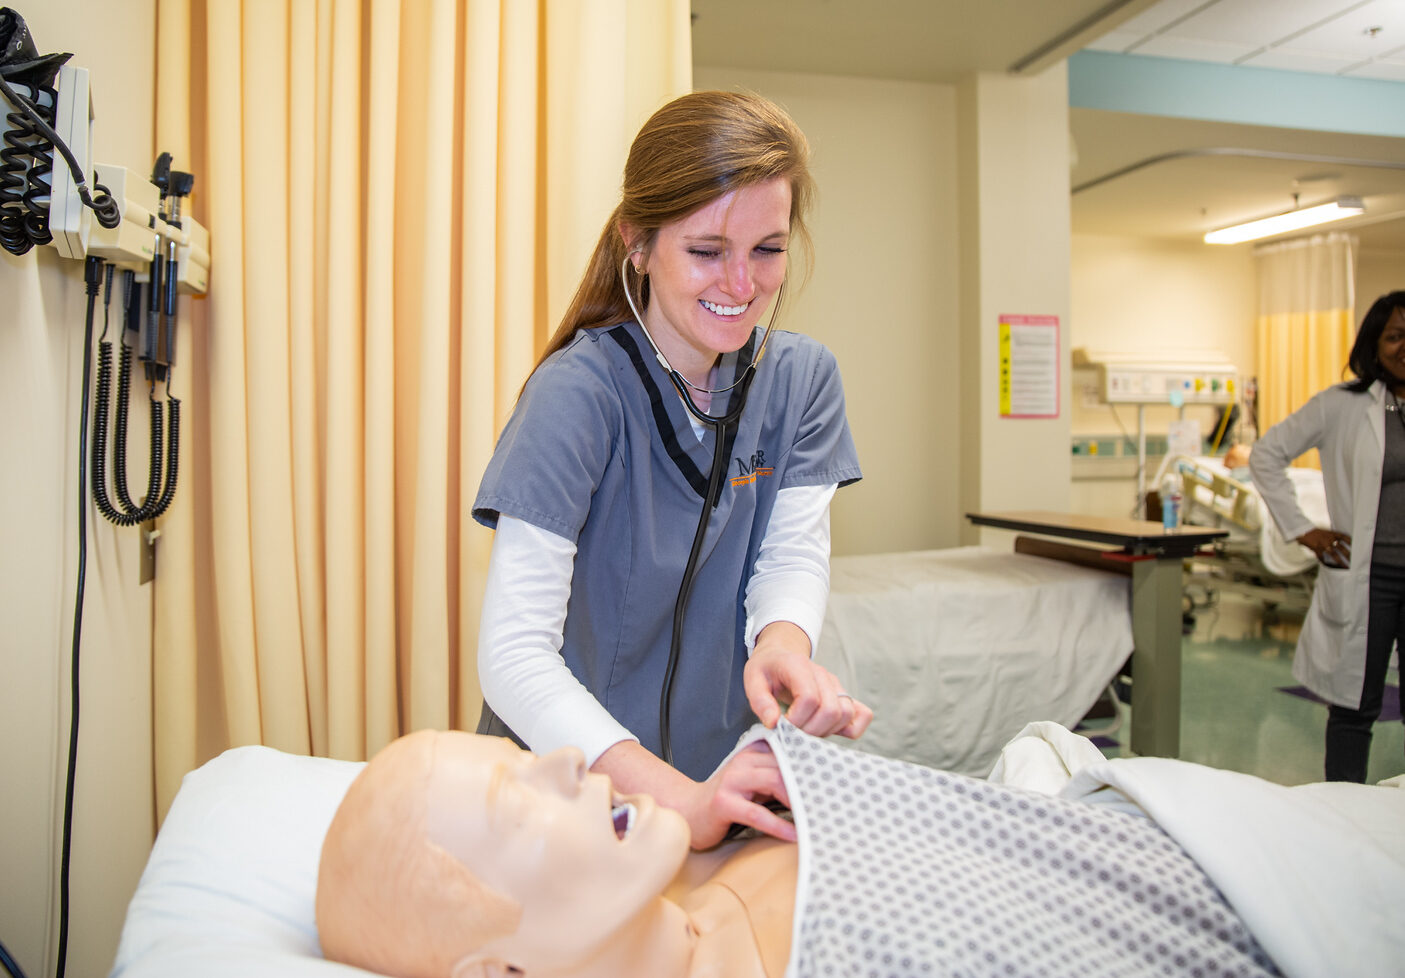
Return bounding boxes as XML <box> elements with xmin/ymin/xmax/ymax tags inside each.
<box><xmin>316</xmin><ymin>730</ymin><xmax>691</xmax><ymax>978</ymax></box>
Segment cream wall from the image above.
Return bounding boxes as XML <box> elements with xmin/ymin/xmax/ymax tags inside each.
<box><xmin>695</xmin><ymin>66</ymin><xmax>963</xmax><ymax>555</ymax></box>
<box><xmin>1068</xmin><ymin>234</ymin><xmax>1257</xmax><ymax>518</ymax></box>
<box><xmin>0</xmin><ymin>4</ymin><xmax>157</xmax><ymax>978</ymax></box>
<box><xmin>1356</xmin><ymin>246</ymin><xmax>1405</xmax><ymax>328</ymax></box>
<box><xmin>956</xmin><ymin>66</ymin><xmax>1073</xmax><ymax>546</ymax></box>
<box><xmin>1069</xmin><ymin>234</ymin><xmax>1402</xmax><ymax>523</ymax></box>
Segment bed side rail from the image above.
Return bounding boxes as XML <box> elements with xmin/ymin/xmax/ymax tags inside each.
<box><xmin>1170</xmin><ymin>455</ymin><xmax>1258</xmax><ymax>532</ymax></box>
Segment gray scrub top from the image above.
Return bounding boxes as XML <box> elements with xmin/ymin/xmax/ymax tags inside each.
<box><xmin>473</xmin><ymin>320</ymin><xmax>862</xmax><ymax>780</ymax></box>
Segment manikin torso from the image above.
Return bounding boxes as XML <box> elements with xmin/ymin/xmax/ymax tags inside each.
<box><xmin>670</xmin><ymin>836</ymin><xmax>798</xmax><ymax>978</ymax></box>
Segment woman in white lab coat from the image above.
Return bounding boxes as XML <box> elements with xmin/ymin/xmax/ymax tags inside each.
<box><xmin>1249</xmin><ymin>290</ymin><xmax>1405</xmax><ymax>782</ymax></box>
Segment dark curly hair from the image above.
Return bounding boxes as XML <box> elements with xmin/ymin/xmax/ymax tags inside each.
<box><xmin>1345</xmin><ymin>291</ymin><xmax>1405</xmax><ymax>392</ymax></box>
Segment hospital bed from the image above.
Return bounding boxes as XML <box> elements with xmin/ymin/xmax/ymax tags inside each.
<box><xmin>108</xmin><ymin>729</ymin><xmax>1405</xmax><ymax>978</ymax></box>
<box><xmin>1159</xmin><ymin>454</ymin><xmax>1327</xmax><ymax>619</ymax></box>
<box><xmin>813</xmin><ymin>545</ymin><xmax>1135</xmax><ymax>777</ymax></box>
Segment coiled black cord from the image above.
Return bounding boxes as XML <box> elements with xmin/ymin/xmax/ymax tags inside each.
<box><xmin>0</xmin><ymin>81</ymin><xmax>54</xmax><ymax>254</ymax></box>
<box><xmin>0</xmin><ymin>71</ymin><xmax>120</xmax><ymax>258</ymax></box>
<box><xmin>90</xmin><ymin>273</ymin><xmax>181</xmax><ymax>526</ymax></box>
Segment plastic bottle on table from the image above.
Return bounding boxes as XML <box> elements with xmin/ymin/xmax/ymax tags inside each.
<box><xmin>1160</xmin><ymin>473</ymin><xmax>1182</xmax><ymax>530</ymax></box>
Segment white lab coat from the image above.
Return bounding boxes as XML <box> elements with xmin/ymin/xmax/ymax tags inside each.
<box><xmin>1249</xmin><ymin>380</ymin><xmax>1388</xmax><ymax>709</ymax></box>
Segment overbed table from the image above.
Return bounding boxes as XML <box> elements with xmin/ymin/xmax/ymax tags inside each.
<box><xmin>966</xmin><ymin>510</ymin><xmax>1227</xmax><ymax>758</ymax></box>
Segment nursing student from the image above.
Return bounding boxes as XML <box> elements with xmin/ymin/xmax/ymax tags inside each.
<box><xmin>1250</xmin><ymin>290</ymin><xmax>1405</xmax><ymax>782</ymax></box>
<box><xmin>471</xmin><ymin>91</ymin><xmax>871</xmax><ymax>848</ymax></box>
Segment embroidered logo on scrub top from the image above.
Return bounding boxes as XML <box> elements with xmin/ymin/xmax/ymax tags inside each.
<box><xmin>731</xmin><ymin>449</ymin><xmax>773</xmax><ymax>487</ymax></box>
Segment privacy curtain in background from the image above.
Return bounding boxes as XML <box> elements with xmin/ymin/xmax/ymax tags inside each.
<box><xmin>149</xmin><ymin>0</ymin><xmax>691</xmax><ymax>819</ymax></box>
<box><xmin>1253</xmin><ymin>232</ymin><xmax>1357</xmax><ymax>467</ymax></box>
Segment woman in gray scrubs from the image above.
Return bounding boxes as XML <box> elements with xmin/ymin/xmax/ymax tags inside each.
<box><xmin>472</xmin><ymin>91</ymin><xmax>871</xmax><ymax>848</ymax></box>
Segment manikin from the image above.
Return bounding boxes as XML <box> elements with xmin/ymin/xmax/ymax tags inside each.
<box><xmin>316</xmin><ymin>729</ymin><xmax>794</xmax><ymax>978</ymax></box>
<box><xmin>316</xmin><ymin>726</ymin><xmax>1283</xmax><ymax>978</ymax></box>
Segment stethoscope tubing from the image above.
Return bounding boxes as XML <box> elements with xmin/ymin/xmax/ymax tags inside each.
<box><xmin>619</xmin><ymin>253</ymin><xmax>765</xmax><ymax>765</ymax></box>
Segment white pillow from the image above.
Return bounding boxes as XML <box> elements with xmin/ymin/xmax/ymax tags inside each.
<box><xmin>109</xmin><ymin>746</ymin><xmax>372</xmax><ymax>978</ymax></box>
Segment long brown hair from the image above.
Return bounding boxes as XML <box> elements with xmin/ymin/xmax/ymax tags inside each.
<box><xmin>534</xmin><ymin>90</ymin><xmax>815</xmax><ymax>375</ymax></box>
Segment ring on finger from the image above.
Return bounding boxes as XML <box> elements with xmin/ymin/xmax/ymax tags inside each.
<box><xmin>837</xmin><ymin>693</ymin><xmax>853</xmax><ymax>701</ymax></box>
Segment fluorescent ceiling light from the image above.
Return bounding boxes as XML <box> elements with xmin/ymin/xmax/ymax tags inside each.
<box><xmin>1204</xmin><ymin>196</ymin><xmax>1365</xmax><ymax>244</ymax></box>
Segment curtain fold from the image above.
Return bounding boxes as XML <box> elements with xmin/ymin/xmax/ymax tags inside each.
<box><xmin>1253</xmin><ymin>232</ymin><xmax>1356</xmax><ymax>468</ymax></box>
<box><xmin>151</xmin><ymin>0</ymin><xmax>691</xmax><ymax>821</ymax></box>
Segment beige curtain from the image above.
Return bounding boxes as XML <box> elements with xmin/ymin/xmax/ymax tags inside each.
<box><xmin>1254</xmin><ymin>232</ymin><xmax>1357</xmax><ymax>467</ymax></box>
<box><xmin>150</xmin><ymin>0</ymin><xmax>691</xmax><ymax>820</ymax></box>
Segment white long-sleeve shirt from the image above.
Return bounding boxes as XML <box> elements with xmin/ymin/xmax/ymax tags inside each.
<box><xmin>478</xmin><ymin>482</ymin><xmax>836</xmax><ymax>765</ymax></box>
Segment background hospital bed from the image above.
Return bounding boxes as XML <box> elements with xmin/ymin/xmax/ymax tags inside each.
<box><xmin>814</xmin><ymin>546</ymin><xmax>1133</xmax><ymax>777</ymax></box>
<box><xmin>1160</xmin><ymin>454</ymin><xmax>1327</xmax><ymax>620</ymax></box>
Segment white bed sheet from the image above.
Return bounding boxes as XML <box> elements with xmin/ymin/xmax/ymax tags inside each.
<box><xmin>814</xmin><ymin>546</ymin><xmax>1132</xmax><ymax>777</ymax></box>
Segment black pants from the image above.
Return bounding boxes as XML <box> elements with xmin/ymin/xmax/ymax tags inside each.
<box><xmin>1324</xmin><ymin>561</ymin><xmax>1405</xmax><ymax>782</ymax></box>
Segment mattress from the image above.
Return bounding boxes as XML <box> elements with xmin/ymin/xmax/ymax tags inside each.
<box><xmin>814</xmin><ymin>546</ymin><xmax>1132</xmax><ymax>777</ymax></box>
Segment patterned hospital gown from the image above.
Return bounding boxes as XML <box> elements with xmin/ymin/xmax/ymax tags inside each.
<box><xmin>761</xmin><ymin>721</ymin><xmax>1281</xmax><ymax>978</ymax></box>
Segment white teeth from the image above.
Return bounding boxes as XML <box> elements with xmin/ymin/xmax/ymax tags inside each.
<box><xmin>611</xmin><ymin>802</ymin><xmax>636</xmax><ymax>839</ymax></box>
<box><xmin>701</xmin><ymin>299</ymin><xmax>749</xmax><ymax>317</ymax></box>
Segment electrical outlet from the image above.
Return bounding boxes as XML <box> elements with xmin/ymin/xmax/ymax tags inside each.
<box><xmin>140</xmin><ymin>520</ymin><xmax>157</xmax><ymax>584</ymax></box>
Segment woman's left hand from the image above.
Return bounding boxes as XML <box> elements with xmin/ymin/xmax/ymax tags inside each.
<box><xmin>744</xmin><ymin>622</ymin><xmax>873</xmax><ymax>739</ymax></box>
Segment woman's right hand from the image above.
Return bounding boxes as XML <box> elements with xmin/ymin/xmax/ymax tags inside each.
<box><xmin>592</xmin><ymin>739</ymin><xmax>795</xmax><ymax>851</ymax></box>
<box><xmin>1297</xmin><ymin>528</ymin><xmax>1352</xmax><ymax>568</ymax></box>
<box><xmin>678</xmin><ymin>742</ymin><xmax>795</xmax><ymax>850</ymax></box>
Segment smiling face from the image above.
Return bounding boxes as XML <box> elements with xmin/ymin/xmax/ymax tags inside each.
<box><xmin>631</xmin><ymin>177</ymin><xmax>792</xmax><ymax>387</ymax></box>
<box><xmin>1378</xmin><ymin>306</ymin><xmax>1405</xmax><ymax>390</ymax></box>
<box><xmin>424</xmin><ymin>734</ymin><xmax>690</xmax><ymax>971</ymax></box>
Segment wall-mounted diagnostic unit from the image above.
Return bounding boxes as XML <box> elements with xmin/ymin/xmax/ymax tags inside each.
<box><xmin>1073</xmin><ymin>349</ymin><xmax>1238</xmax><ymax>406</ymax></box>
<box><xmin>1072</xmin><ymin>348</ymin><xmax>1241</xmax><ymax>520</ymax></box>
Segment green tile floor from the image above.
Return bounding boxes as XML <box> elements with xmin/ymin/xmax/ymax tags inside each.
<box><xmin>1079</xmin><ymin>592</ymin><xmax>1405</xmax><ymax>786</ymax></box>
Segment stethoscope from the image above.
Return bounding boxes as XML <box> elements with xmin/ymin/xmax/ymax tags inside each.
<box><xmin>620</xmin><ymin>252</ymin><xmax>782</xmax><ymax>765</ymax></box>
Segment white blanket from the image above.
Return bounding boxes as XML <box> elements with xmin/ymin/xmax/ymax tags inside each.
<box><xmin>816</xmin><ymin>547</ymin><xmax>1132</xmax><ymax>776</ymax></box>
<box><xmin>990</xmin><ymin>722</ymin><xmax>1405</xmax><ymax>978</ymax></box>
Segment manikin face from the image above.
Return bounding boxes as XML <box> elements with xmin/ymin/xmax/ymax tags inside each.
<box><xmin>633</xmin><ymin>177</ymin><xmax>792</xmax><ymax>386</ymax></box>
<box><xmin>424</xmin><ymin>735</ymin><xmax>690</xmax><ymax>971</ymax></box>
<box><xmin>1379</xmin><ymin>307</ymin><xmax>1405</xmax><ymax>387</ymax></box>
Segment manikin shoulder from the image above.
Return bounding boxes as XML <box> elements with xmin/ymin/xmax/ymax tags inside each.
<box><xmin>675</xmin><ymin>837</ymin><xmax>799</xmax><ymax>978</ymax></box>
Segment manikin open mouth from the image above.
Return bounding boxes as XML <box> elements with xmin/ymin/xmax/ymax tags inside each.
<box><xmin>611</xmin><ymin>800</ymin><xmax>637</xmax><ymax>840</ymax></box>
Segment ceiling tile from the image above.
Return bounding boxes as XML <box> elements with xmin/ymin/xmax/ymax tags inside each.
<box><xmin>1241</xmin><ymin>48</ymin><xmax>1361</xmax><ymax>71</ymax></box>
<box><xmin>1344</xmin><ymin>59</ymin><xmax>1405</xmax><ymax>78</ymax></box>
<box><xmin>1270</xmin><ymin>3</ymin><xmax>1405</xmax><ymax>58</ymax></box>
<box><xmin>1085</xmin><ymin>29</ymin><xmax>1147</xmax><ymax>52</ymax></box>
<box><xmin>1114</xmin><ymin>0</ymin><xmax>1220</xmax><ymax>37</ymax></box>
<box><xmin>1163</xmin><ymin>0</ymin><xmax>1358</xmax><ymax>48</ymax></box>
<box><xmin>1134</xmin><ymin>35</ymin><xmax>1258</xmax><ymax>61</ymax></box>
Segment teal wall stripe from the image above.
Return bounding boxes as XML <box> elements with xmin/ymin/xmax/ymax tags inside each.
<box><xmin>1069</xmin><ymin>50</ymin><xmax>1405</xmax><ymax>138</ymax></box>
